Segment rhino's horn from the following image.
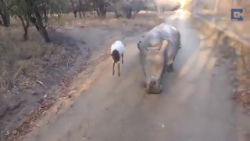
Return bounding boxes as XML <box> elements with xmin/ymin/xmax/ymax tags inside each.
<box><xmin>149</xmin><ymin>80</ymin><xmax>156</xmax><ymax>87</ymax></box>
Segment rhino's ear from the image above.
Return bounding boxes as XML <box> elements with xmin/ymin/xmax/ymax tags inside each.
<box><xmin>160</xmin><ymin>39</ymin><xmax>169</xmax><ymax>51</ymax></box>
<box><xmin>163</xmin><ymin>38</ymin><xmax>170</xmax><ymax>42</ymax></box>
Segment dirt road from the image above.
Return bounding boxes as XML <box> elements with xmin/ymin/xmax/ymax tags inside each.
<box><xmin>21</xmin><ymin>12</ymin><xmax>250</xmax><ymax>141</ymax></box>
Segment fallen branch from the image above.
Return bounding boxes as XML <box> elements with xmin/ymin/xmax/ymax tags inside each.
<box><xmin>36</xmin><ymin>80</ymin><xmax>46</xmax><ymax>88</ymax></box>
<box><xmin>47</xmin><ymin>26</ymin><xmax>60</xmax><ymax>31</ymax></box>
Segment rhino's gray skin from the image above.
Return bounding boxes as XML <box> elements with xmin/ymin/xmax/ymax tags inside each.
<box><xmin>138</xmin><ymin>41</ymin><xmax>167</xmax><ymax>94</ymax></box>
<box><xmin>137</xmin><ymin>23</ymin><xmax>181</xmax><ymax>94</ymax></box>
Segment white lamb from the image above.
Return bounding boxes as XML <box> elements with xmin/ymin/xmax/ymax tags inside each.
<box><xmin>110</xmin><ymin>40</ymin><xmax>125</xmax><ymax>76</ymax></box>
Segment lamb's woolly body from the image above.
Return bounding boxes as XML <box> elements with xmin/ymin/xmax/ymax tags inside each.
<box><xmin>111</xmin><ymin>40</ymin><xmax>125</xmax><ymax>76</ymax></box>
<box><xmin>111</xmin><ymin>40</ymin><xmax>125</xmax><ymax>55</ymax></box>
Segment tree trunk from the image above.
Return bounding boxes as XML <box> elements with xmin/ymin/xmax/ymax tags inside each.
<box><xmin>23</xmin><ymin>27</ymin><xmax>28</xmax><ymax>41</ymax></box>
<box><xmin>18</xmin><ymin>15</ymin><xmax>29</xmax><ymax>41</ymax></box>
<box><xmin>132</xmin><ymin>11</ymin><xmax>138</xmax><ymax>19</ymax></box>
<box><xmin>43</xmin><ymin>9</ymin><xmax>48</xmax><ymax>23</ymax></box>
<box><xmin>23</xmin><ymin>19</ymin><xmax>29</xmax><ymax>41</ymax></box>
<box><xmin>96</xmin><ymin>8</ymin><xmax>106</xmax><ymax>18</ymax></box>
<box><xmin>39</xmin><ymin>26</ymin><xmax>51</xmax><ymax>43</ymax></box>
<box><xmin>74</xmin><ymin>11</ymin><xmax>77</xmax><ymax>17</ymax></box>
<box><xmin>79</xmin><ymin>11</ymin><xmax>82</xmax><ymax>18</ymax></box>
<box><xmin>126</xmin><ymin>8</ymin><xmax>132</xmax><ymax>19</ymax></box>
<box><xmin>99</xmin><ymin>7</ymin><xmax>106</xmax><ymax>18</ymax></box>
<box><xmin>94</xmin><ymin>0</ymin><xmax>107</xmax><ymax>18</ymax></box>
<box><xmin>78</xmin><ymin>2</ymin><xmax>83</xmax><ymax>18</ymax></box>
<box><xmin>70</xmin><ymin>0</ymin><xmax>77</xmax><ymax>18</ymax></box>
<box><xmin>0</xmin><ymin>11</ymin><xmax>10</xmax><ymax>27</ymax></box>
<box><xmin>28</xmin><ymin>12</ymin><xmax>51</xmax><ymax>43</ymax></box>
<box><xmin>99</xmin><ymin>12</ymin><xmax>106</xmax><ymax>18</ymax></box>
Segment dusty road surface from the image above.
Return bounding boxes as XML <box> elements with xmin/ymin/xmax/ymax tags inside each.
<box><xmin>21</xmin><ymin>12</ymin><xmax>250</xmax><ymax>141</ymax></box>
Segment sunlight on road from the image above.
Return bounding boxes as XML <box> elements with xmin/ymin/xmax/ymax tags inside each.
<box><xmin>180</xmin><ymin>0</ymin><xmax>192</xmax><ymax>8</ymax></box>
<box><xmin>178</xmin><ymin>37</ymin><xmax>217</xmax><ymax>81</ymax></box>
<box><xmin>164</xmin><ymin>9</ymin><xmax>191</xmax><ymax>22</ymax></box>
<box><xmin>178</xmin><ymin>49</ymin><xmax>199</xmax><ymax>78</ymax></box>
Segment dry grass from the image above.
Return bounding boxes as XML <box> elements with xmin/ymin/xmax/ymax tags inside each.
<box><xmin>234</xmin><ymin>47</ymin><xmax>250</xmax><ymax>109</ymax></box>
<box><xmin>0</xmin><ymin>25</ymin><xmax>71</xmax><ymax>95</ymax></box>
<box><xmin>48</xmin><ymin>12</ymin><xmax>162</xmax><ymax>29</ymax></box>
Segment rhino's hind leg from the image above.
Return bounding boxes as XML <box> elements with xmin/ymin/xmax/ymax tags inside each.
<box><xmin>166</xmin><ymin>55</ymin><xmax>177</xmax><ymax>72</ymax></box>
<box><xmin>167</xmin><ymin>64</ymin><xmax>174</xmax><ymax>72</ymax></box>
<box><xmin>164</xmin><ymin>62</ymin><xmax>174</xmax><ymax>72</ymax></box>
<box><xmin>163</xmin><ymin>64</ymin><xmax>168</xmax><ymax>72</ymax></box>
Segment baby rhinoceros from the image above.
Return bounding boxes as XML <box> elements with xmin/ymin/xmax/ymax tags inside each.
<box><xmin>137</xmin><ymin>23</ymin><xmax>181</xmax><ymax>94</ymax></box>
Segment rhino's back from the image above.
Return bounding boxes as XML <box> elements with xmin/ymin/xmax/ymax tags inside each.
<box><xmin>150</xmin><ymin>24</ymin><xmax>181</xmax><ymax>65</ymax></box>
<box><xmin>165</xmin><ymin>27</ymin><xmax>181</xmax><ymax>65</ymax></box>
<box><xmin>140</xmin><ymin>23</ymin><xmax>169</xmax><ymax>49</ymax></box>
<box><xmin>139</xmin><ymin>32</ymin><xmax>163</xmax><ymax>50</ymax></box>
<box><xmin>140</xmin><ymin>23</ymin><xmax>180</xmax><ymax>50</ymax></box>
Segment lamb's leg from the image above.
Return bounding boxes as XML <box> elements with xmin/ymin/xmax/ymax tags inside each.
<box><xmin>113</xmin><ymin>62</ymin><xmax>115</xmax><ymax>75</ymax></box>
<box><xmin>122</xmin><ymin>54</ymin><xmax>124</xmax><ymax>64</ymax></box>
<box><xmin>118</xmin><ymin>63</ymin><xmax>120</xmax><ymax>76</ymax></box>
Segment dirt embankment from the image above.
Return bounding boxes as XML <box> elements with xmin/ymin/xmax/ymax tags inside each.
<box><xmin>0</xmin><ymin>13</ymin><xmax>163</xmax><ymax>140</ymax></box>
<box><xmin>190</xmin><ymin>0</ymin><xmax>250</xmax><ymax>114</ymax></box>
